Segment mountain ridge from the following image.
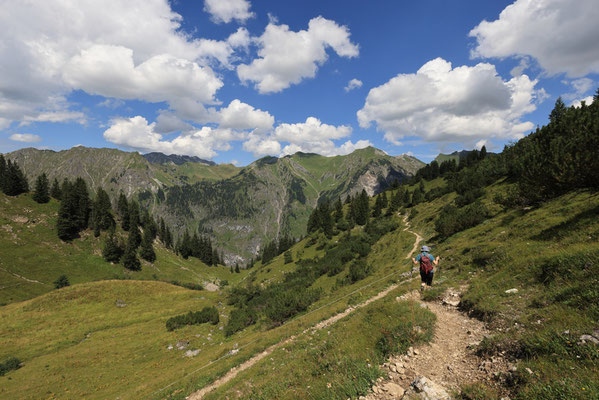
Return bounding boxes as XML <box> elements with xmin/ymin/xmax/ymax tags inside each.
<box><xmin>5</xmin><ymin>146</ymin><xmax>425</xmax><ymax>261</ymax></box>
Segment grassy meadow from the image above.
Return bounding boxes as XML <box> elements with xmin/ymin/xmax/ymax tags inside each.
<box><xmin>0</xmin><ymin>192</ymin><xmax>245</xmax><ymax>304</ymax></box>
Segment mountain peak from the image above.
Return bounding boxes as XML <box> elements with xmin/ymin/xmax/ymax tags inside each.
<box><xmin>142</xmin><ymin>152</ymin><xmax>215</xmax><ymax>166</ymax></box>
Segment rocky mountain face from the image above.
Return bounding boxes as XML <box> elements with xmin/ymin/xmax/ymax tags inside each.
<box><xmin>6</xmin><ymin>146</ymin><xmax>424</xmax><ymax>262</ymax></box>
<box><xmin>142</xmin><ymin>152</ymin><xmax>215</xmax><ymax>166</ymax></box>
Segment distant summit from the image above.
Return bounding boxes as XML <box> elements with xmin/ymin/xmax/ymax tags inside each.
<box><xmin>143</xmin><ymin>152</ymin><xmax>215</xmax><ymax>166</ymax></box>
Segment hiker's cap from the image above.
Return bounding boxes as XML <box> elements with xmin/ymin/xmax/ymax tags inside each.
<box><xmin>421</xmin><ymin>245</ymin><xmax>430</xmax><ymax>252</ymax></box>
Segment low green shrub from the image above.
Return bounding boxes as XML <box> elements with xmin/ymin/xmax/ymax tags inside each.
<box><xmin>348</xmin><ymin>259</ymin><xmax>371</xmax><ymax>283</ymax></box>
<box><xmin>435</xmin><ymin>201</ymin><xmax>489</xmax><ymax>238</ymax></box>
<box><xmin>0</xmin><ymin>357</ymin><xmax>21</xmax><ymax>376</ymax></box>
<box><xmin>53</xmin><ymin>275</ymin><xmax>70</xmax><ymax>289</ymax></box>
<box><xmin>225</xmin><ymin>308</ymin><xmax>257</xmax><ymax>337</ymax></box>
<box><xmin>165</xmin><ymin>306</ymin><xmax>219</xmax><ymax>331</ymax></box>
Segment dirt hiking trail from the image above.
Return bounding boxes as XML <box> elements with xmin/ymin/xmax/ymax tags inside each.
<box><xmin>362</xmin><ymin>287</ymin><xmax>510</xmax><ymax>400</ymax></box>
<box><xmin>186</xmin><ymin>216</ymin><xmax>498</xmax><ymax>399</ymax></box>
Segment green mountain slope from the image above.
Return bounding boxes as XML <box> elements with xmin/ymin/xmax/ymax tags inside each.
<box><xmin>6</xmin><ymin>146</ymin><xmax>423</xmax><ymax>262</ymax></box>
<box><xmin>0</xmin><ymin>192</ymin><xmax>244</xmax><ymax>304</ymax></box>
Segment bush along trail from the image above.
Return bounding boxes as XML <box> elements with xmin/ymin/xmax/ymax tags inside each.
<box><xmin>184</xmin><ymin>215</ymin><xmax>424</xmax><ymax>400</ymax></box>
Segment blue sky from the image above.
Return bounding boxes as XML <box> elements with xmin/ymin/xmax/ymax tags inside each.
<box><xmin>1</xmin><ymin>0</ymin><xmax>597</xmax><ymax>165</ymax></box>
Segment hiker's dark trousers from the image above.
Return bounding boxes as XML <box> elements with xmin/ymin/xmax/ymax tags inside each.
<box><xmin>420</xmin><ymin>270</ymin><xmax>434</xmax><ymax>286</ymax></box>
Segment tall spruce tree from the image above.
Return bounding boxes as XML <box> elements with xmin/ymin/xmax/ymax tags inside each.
<box><xmin>91</xmin><ymin>187</ymin><xmax>114</xmax><ymax>233</ymax></box>
<box><xmin>333</xmin><ymin>198</ymin><xmax>343</xmax><ymax>222</ymax></box>
<box><xmin>372</xmin><ymin>193</ymin><xmax>384</xmax><ymax>217</ymax></box>
<box><xmin>122</xmin><ymin>239</ymin><xmax>141</xmax><ymax>271</ymax></box>
<box><xmin>50</xmin><ymin>178</ymin><xmax>61</xmax><ymax>199</ymax></box>
<box><xmin>389</xmin><ymin>189</ymin><xmax>401</xmax><ymax>212</ymax></box>
<box><xmin>117</xmin><ymin>192</ymin><xmax>130</xmax><ymax>231</ymax></box>
<box><xmin>319</xmin><ymin>201</ymin><xmax>334</xmax><ymax>237</ymax></box>
<box><xmin>127</xmin><ymin>201</ymin><xmax>141</xmax><ymax>248</ymax></box>
<box><xmin>32</xmin><ymin>173</ymin><xmax>50</xmax><ymax>203</ymax></box>
<box><xmin>380</xmin><ymin>192</ymin><xmax>388</xmax><ymax>209</ymax></box>
<box><xmin>3</xmin><ymin>160</ymin><xmax>29</xmax><ymax>196</ymax></box>
<box><xmin>549</xmin><ymin>97</ymin><xmax>566</xmax><ymax>124</ymax></box>
<box><xmin>73</xmin><ymin>178</ymin><xmax>91</xmax><ymax>230</ymax></box>
<box><xmin>402</xmin><ymin>188</ymin><xmax>411</xmax><ymax>206</ymax></box>
<box><xmin>165</xmin><ymin>227</ymin><xmax>173</xmax><ymax>249</ymax></box>
<box><xmin>102</xmin><ymin>227</ymin><xmax>123</xmax><ymax>263</ymax></box>
<box><xmin>178</xmin><ymin>230</ymin><xmax>192</xmax><ymax>258</ymax></box>
<box><xmin>56</xmin><ymin>186</ymin><xmax>80</xmax><ymax>241</ymax></box>
<box><xmin>354</xmin><ymin>189</ymin><xmax>369</xmax><ymax>225</ymax></box>
<box><xmin>140</xmin><ymin>229</ymin><xmax>156</xmax><ymax>262</ymax></box>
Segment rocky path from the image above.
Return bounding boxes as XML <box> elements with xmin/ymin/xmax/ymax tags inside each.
<box><xmin>362</xmin><ymin>288</ymin><xmax>509</xmax><ymax>400</ymax></box>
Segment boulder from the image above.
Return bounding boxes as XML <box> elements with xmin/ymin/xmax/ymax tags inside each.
<box><xmin>404</xmin><ymin>376</ymin><xmax>450</xmax><ymax>400</ymax></box>
<box><xmin>383</xmin><ymin>382</ymin><xmax>405</xmax><ymax>398</ymax></box>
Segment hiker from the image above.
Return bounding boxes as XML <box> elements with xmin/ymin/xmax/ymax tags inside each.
<box><xmin>412</xmin><ymin>245</ymin><xmax>439</xmax><ymax>291</ymax></box>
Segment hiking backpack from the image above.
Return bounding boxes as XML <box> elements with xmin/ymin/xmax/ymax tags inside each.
<box><xmin>419</xmin><ymin>253</ymin><xmax>433</xmax><ymax>273</ymax></box>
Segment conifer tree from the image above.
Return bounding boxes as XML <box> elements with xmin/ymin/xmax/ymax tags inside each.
<box><xmin>178</xmin><ymin>230</ymin><xmax>192</xmax><ymax>258</ymax></box>
<box><xmin>333</xmin><ymin>198</ymin><xmax>343</xmax><ymax>222</ymax></box>
<box><xmin>319</xmin><ymin>201</ymin><xmax>334</xmax><ymax>237</ymax></box>
<box><xmin>381</xmin><ymin>192</ymin><xmax>388</xmax><ymax>209</ymax></box>
<box><xmin>389</xmin><ymin>189</ymin><xmax>401</xmax><ymax>213</ymax></box>
<box><xmin>122</xmin><ymin>240</ymin><xmax>141</xmax><ymax>271</ymax></box>
<box><xmin>306</xmin><ymin>208</ymin><xmax>320</xmax><ymax>234</ymax></box>
<box><xmin>73</xmin><ymin>178</ymin><xmax>91</xmax><ymax>230</ymax></box>
<box><xmin>102</xmin><ymin>227</ymin><xmax>123</xmax><ymax>263</ymax></box>
<box><xmin>212</xmin><ymin>248</ymin><xmax>220</xmax><ymax>266</ymax></box>
<box><xmin>158</xmin><ymin>218</ymin><xmax>167</xmax><ymax>243</ymax></box>
<box><xmin>127</xmin><ymin>201</ymin><xmax>141</xmax><ymax>248</ymax></box>
<box><xmin>402</xmin><ymin>188</ymin><xmax>411</xmax><ymax>206</ymax></box>
<box><xmin>480</xmin><ymin>145</ymin><xmax>487</xmax><ymax>160</ymax></box>
<box><xmin>3</xmin><ymin>160</ymin><xmax>29</xmax><ymax>196</ymax></box>
<box><xmin>373</xmin><ymin>193</ymin><xmax>386</xmax><ymax>217</ymax></box>
<box><xmin>140</xmin><ymin>229</ymin><xmax>156</xmax><ymax>262</ymax></box>
<box><xmin>32</xmin><ymin>173</ymin><xmax>50</xmax><ymax>203</ymax></box>
<box><xmin>50</xmin><ymin>178</ymin><xmax>61</xmax><ymax>199</ymax></box>
<box><xmin>141</xmin><ymin>209</ymin><xmax>158</xmax><ymax>239</ymax></box>
<box><xmin>549</xmin><ymin>97</ymin><xmax>566</xmax><ymax>124</ymax></box>
<box><xmin>165</xmin><ymin>227</ymin><xmax>173</xmax><ymax>249</ymax></box>
<box><xmin>56</xmin><ymin>187</ymin><xmax>80</xmax><ymax>241</ymax></box>
<box><xmin>117</xmin><ymin>192</ymin><xmax>130</xmax><ymax>231</ymax></box>
<box><xmin>354</xmin><ymin>189</ymin><xmax>369</xmax><ymax>225</ymax></box>
<box><xmin>91</xmin><ymin>187</ymin><xmax>114</xmax><ymax>233</ymax></box>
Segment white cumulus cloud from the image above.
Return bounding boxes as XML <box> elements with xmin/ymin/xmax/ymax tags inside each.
<box><xmin>64</xmin><ymin>45</ymin><xmax>223</xmax><ymax>106</ymax></box>
<box><xmin>0</xmin><ymin>0</ymin><xmax>237</xmax><ymax>129</ymax></box>
<box><xmin>103</xmin><ymin>116</ymin><xmax>243</xmax><ymax>159</ymax></box>
<box><xmin>570</xmin><ymin>96</ymin><xmax>594</xmax><ymax>108</ymax></box>
<box><xmin>9</xmin><ymin>133</ymin><xmax>42</xmax><ymax>143</ymax></box>
<box><xmin>469</xmin><ymin>0</ymin><xmax>599</xmax><ymax>77</ymax></box>
<box><xmin>216</xmin><ymin>99</ymin><xmax>274</xmax><ymax>133</ymax></box>
<box><xmin>237</xmin><ymin>16</ymin><xmax>359</xmax><ymax>93</ymax></box>
<box><xmin>357</xmin><ymin>58</ymin><xmax>545</xmax><ymax>146</ymax></box>
<box><xmin>242</xmin><ymin>116</ymin><xmax>368</xmax><ymax>157</ymax></box>
<box><xmin>345</xmin><ymin>78</ymin><xmax>363</xmax><ymax>92</ymax></box>
<box><xmin>204</xmin><ymin>0</ymin><xmax>254</xmax><ymax>24</ymax></box>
